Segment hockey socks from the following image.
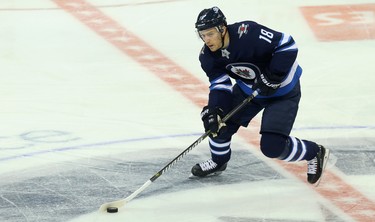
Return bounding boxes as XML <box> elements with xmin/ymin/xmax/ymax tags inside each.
<box><xmin>279</xmin><ymin>136</ymin><xmax>320</xmax><ymax>162</ymax></box>
<box><xmin>208</xmin><ymin>137</ymin><xmax>231</xmax><ymax>165</ymax></box>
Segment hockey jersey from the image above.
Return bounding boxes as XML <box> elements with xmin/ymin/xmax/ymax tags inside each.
<box><xmin>199</xmin><ymin>21</ymin><xmax>302</xmax><ymax>113</ymax></box>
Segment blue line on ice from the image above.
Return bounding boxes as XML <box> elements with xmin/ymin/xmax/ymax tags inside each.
<box><xmin>0</xmin><ymin>125</ymin><xmax>373</xmax><ymax>162</ymax></box>
<box><xmin>0</xmin><ymin>133</ymin><xmax>201</xmax><ymax>162</ymax></box>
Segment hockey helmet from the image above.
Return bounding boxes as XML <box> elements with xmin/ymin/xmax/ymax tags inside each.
<box><xmin>195</xmin><ymin>6</ymin><xmax>227</xmax><ymax>31</ymax></box>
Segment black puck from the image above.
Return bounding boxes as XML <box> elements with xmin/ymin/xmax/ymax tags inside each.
<box><xmin>107</xmin><ymin>207</ymin><xmax>118</xmax><ymax>213</ymax></box>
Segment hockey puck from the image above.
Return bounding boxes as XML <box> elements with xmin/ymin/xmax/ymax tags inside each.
<box><xmin>106</xmin><ymin>207</ymin><xmax>118</xmax><ymax>213</ymax></box>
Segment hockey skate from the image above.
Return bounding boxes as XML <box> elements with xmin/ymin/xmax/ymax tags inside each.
<box><xmin>190</xmin><ymin>159</ymin><xmax>227</xmax><ymax>178</ymax></box>
<box><xmin>307</xmin><ymin>145</ymin><xmax>330</xmax><ymax>186</ymax></box>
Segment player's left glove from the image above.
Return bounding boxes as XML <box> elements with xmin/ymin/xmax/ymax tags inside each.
<box><xmin>253</xmin><ymin>70</ymin><xmax>283</xmax><ymax>96</ymax></box>
<box><xmin>201</xmin><ymin>106</ymin><xmax>226</xmax><ymax>137</ymax></box>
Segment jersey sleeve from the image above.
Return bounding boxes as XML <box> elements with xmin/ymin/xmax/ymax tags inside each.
<box><xmin>199</xmin><ymin>49</ymin><xmax>233</xmax><ymax>113</ymax></box>
<box><xmin>243</xmin><ymin>21</ymin><xmax>302</xmax><ymax>97</ymax></box>
<box><xmin>257</xmin><ymin>24</ymin><xmax>298</xmax><ymax>79</ymax></box>
<box><xmin>270</xmin><ymin>33</ymin><xmax>298</xmax><ymax>78</ymax></box>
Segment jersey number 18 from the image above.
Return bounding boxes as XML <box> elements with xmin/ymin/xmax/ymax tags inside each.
<box><xmin>259</xmin><ymin>29</ymin><xmax>274</xmax><ymax>43</ymax></box>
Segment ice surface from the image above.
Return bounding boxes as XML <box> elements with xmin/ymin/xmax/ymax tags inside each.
<box><xmin>0</xmin><ymin>0</ymin><xmax>374</xmax><ymax>221</ymax></box>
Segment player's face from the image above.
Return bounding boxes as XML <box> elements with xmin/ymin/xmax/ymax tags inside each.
<box><xmin>198</xmin><ymin>27</ymin><xmax>223</xmax><ymax>52</ymax></box>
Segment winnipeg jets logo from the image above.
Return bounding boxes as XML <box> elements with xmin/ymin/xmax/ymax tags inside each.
<box><xmin>225</xmin><ymin>63</ymin><xmax>260</xmax><ymax>80</ymax></box>
<box><xmin>221</xmin><ymin>49</ymin><xmax>230</xmax><ymax>59</ymax></box>
<box><xmin>237</xmin><ymin>23</ymin><xmax>249</xmax><ymax>39</ymax></box>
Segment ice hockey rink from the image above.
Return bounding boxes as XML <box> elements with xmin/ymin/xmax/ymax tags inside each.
<box><xmin>1</xmin><ymin>0</ymin><xmax>375</xmax><ymax>221</ymax></box>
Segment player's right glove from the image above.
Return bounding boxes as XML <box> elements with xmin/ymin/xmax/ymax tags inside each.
<box><xmin>201</xmin><ymin>106</ymin><xmax>226</xmax><ymax>137</ymax></box>
<box><xmin>253</xmin><ymin>70</ymin><xmax>283</xmax><ymax>96</ymax></box>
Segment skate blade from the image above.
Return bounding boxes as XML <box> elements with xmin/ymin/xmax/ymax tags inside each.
<box><xmin>314</xmin><ymin>148</ymin><xmax>330</xmax><ymax>187</ymax></box>
<box><xmin>188</xmin><ymin>171</ymin><xmax>223</xmax><ymax>179</ymax></box>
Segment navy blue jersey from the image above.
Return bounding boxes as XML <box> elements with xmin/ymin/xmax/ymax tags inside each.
<box><xmin>199</xmin><ymin>21</ymin><xmax>302</xmax><ymax>112</ymax></box>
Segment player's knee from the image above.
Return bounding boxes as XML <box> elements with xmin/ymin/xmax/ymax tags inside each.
<box><xmin>260</xmin><ymin>133</ymin><xmax>288</xmax><ymax>158</ymax></box>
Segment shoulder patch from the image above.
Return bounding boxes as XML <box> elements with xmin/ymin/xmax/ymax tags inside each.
<box><xmin>237</xmin><ymin>23</ymin><xmax>249</xmax><ymax>39</ymax></box>
<box><xmin>200</xmin><ymin>45</ymin><xmax>205</xmax><ymax>55</ymax></box>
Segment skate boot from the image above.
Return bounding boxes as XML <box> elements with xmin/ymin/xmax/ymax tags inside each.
<box><xmin>191</xmin><ymin>159</ymin><xmax>227</xmax><ymax>177</ymax></box>
<box><xmin>307</xmin><ymin>145</ymin><xmax>330</xmax><ymax>185</ymax></box>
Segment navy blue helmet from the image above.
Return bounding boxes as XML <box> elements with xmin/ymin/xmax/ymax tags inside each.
<box><xmin>195</xmin><ymin>7</ymin><xmax>227</xmax><ymax>31</ymax></box>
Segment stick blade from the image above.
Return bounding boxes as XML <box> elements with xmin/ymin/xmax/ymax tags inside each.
<box><xmin>98</xmin><ymin>180</ymin><xmax>153</xmax><ymax>212</ymax></box>
<box><xmin>98</xmin><ymin>199</ymin><xmax>126</xmax><ymax>212</ymax></box>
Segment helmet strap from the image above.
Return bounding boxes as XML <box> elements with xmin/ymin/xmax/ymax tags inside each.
<box><xmin>216</xmin><ymin>26</ymin><xmax>227</xmax><ymax>49</ymax></box>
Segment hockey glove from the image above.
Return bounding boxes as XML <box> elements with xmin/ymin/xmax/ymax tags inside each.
<box><xmin>253</xmin><ymin>71</ymin><xmax>283</xmax><ymax>96</ymax></box>
<box><xmin>201</xmin><ymin>106</ymin><xmax>226</xmax><ymax>137</ymax></box>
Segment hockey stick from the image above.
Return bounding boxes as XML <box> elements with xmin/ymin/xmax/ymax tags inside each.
<box><xmin>98</xmin><ymin>90</ymin><xmax>259</xmax><ymax>212</ymax></box>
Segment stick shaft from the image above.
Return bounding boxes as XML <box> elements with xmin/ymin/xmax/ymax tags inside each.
<box><xmin>98</xmin><ymin>90</ymin><xmax>258</xmax><ymax>212</ymax></box>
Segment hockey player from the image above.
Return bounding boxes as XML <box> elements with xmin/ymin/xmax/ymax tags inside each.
<box><xmin>191</xmin><ymin>6</ymin><xmax>330</xmax><ymax>185</ymax></box>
